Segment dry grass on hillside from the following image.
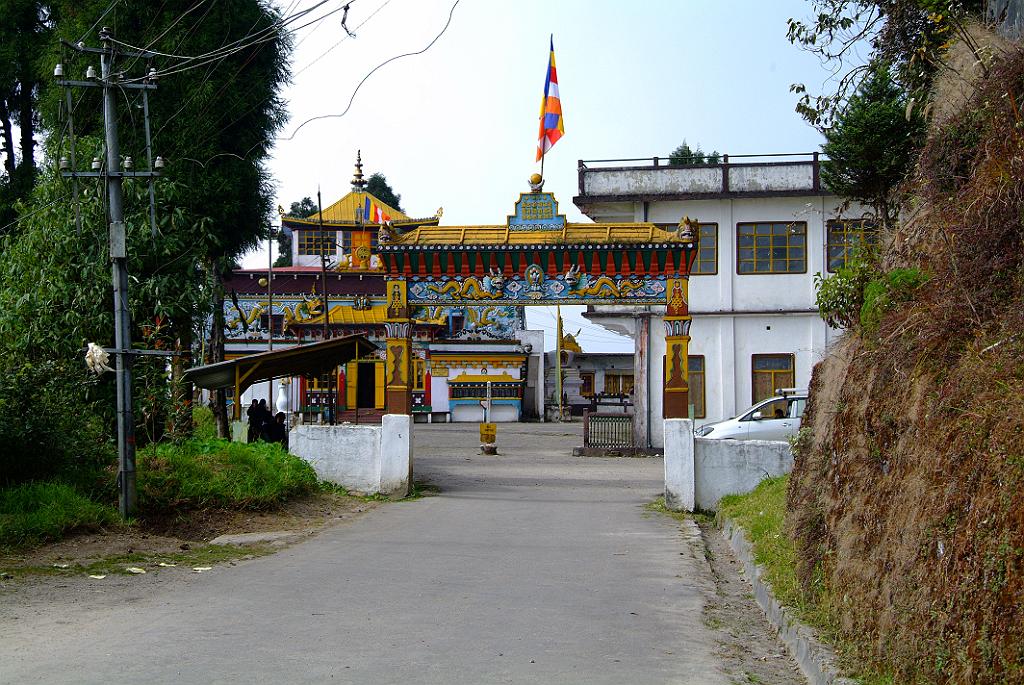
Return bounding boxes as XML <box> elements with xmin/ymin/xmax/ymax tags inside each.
<box><xmin>787</xmin><ymin>46</ymin><xmax>1024</xmax><ymax>684</ymax></box>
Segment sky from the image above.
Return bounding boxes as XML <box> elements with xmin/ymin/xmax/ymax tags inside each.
<box><xmin>243</xmin><ymin>0</ymin><xmax>841</xmax><ymax>351</ymax></box>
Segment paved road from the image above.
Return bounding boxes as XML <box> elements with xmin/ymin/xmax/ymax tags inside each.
<box><xmin>1</xmin><ymin>424</ymin><xmax>740</xmax><ymax>684</ymax></box>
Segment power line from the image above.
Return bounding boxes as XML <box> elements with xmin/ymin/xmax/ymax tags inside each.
<box><xmin>292</xmin><ymin>0</ymin><xmax>393</xmax><ymax>77</ymax></box>
<box><xmin>282</xmin><ymin>0</ymin><xmax>461</xmax><ymax>142</ymax></box>
<box><xmin>77</xmin><ymin>0</ymin><xmax>122</xmax><ymax>44</ymax></box>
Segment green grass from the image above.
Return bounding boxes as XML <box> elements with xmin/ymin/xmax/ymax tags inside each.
<box><xmin>192</xmin><ymin>405</ymin><xmax>217</xmax><ymax>441</ymax></box>
<box><xmin>717</xmin><ymin>476</ymin><xmax>809</xmax><ymax>617</ymax></box>
<box><xmin>718</xmin><ymin>476</ymin><xmax>894</xmax><ymax>685</ymax></box>
<box><xmin>137</xmin><ymin>438</ymin><xmax>318</xmax><ymax>510</ymax></box>
<box><xmin>0</xmin><ymin>482</ymin><xmax>120</xmax><ymax>550</ymax></box>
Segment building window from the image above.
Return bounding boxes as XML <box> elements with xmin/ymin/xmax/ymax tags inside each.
<box><xmin>580</xmin><ymin>372</ymin><xmax>595</xmax><ymax>397</ymax></box>
<box><xmin>297</xmin><ymin>230</ymin><xmax>333</xmax><ymax>256</ymax></box>
<box><xmin>657</xmin><ymin>222</ymin><xmax>717</xmax><ymax>274</ymax></box>
<box><xmin>339</xmin><ymin>232</ymin><xmax>352</xmax><ymax>250</ymax></box>
<box><xmin>688</xmin><ymin>356</ymin><xmax>706</xmax><ymax>418</ymax></box>
<box><xmin>413</xmin><ymin>359</ymin><xmax>426</xmax><ymax>391</ymax></box>
<box><xmin>751</xmin><ymin>354</ymin><xmax>795</xmax><ymax>403</ymax></box>
<box><xmin>605</xmin><ymin>373</ymin><xmax>634</xmax><ymax>395</ymax></box>
<box><xmin>827</xmin><ymin>219</ymin><xmax>877</xmax><ymax>271</ymax></box>
<box><xmin>736</xmin><ymin>222</ymin><xmax>806</xmax><ymax>274</ymax></box>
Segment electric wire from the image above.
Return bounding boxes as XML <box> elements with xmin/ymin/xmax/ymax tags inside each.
<box><xmin>76</xmin><ymin>0</ymin><xmax>122</xmax><ymax>44</ymax></box>
<box><xmin>292</xmin><ymin>0</ymin><xmax>393</xmax><ymax>77</ymax></box>
<box><xmin>113</xmin><ymin>0</ymin><xmax>337</xmax><ymax>80</ymax></box>
<box><xmin>281</xmin><ymin>0</ymin><xmax>461</xmax><ymax>142</ymax></box>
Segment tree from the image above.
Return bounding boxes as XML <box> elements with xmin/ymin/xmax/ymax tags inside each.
<box><xmin>820</xmin><ymin>62</ymin><xmax>925</xmax><ymax>228</ymax></box>
<box><xmin>787</xmin><ymin>0</ymin><xmax>988</xmax><ymax>128</ymax></box>
<box><xmin>668</xmin><ymin>140</ymin><xmax>720</xmax><ymax>166</ymax></box>
<box><xmin>275</xmin><ymin>197</ymin><xmax>317</xmax><ymax>267</ymax></box>
<box><xmin>31</xmin><ymin>1</ymin><xmax>293</xmax><ymax>438</ymax></box>
<box><xmin>366</xmin><ymin>172</ymin><xmax>402</xmax><ymax>211</ymax></box>
<box><xmin>0</xmin><ymin>0</ymin><xmax>48</xmax><ymax>231</ymax></box>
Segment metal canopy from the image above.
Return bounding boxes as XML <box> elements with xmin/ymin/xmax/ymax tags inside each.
<box><xmin>184</xmin><ymin>334</ymin><xmax>376</xmax><ymax>400</ymax></box>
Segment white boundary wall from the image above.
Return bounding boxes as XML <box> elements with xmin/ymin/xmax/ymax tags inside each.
<box><xmin>290</xmin><ymin>414</ymin><xmax>412</xmax><ymax>497</ymax></box>
<box><xmin>664</xmin><ymin>418</ymin><xmax>793</xmax><ymax>511</ymax></box>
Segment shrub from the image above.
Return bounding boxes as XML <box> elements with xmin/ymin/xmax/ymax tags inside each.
<box><xmin>0</xmin><ymin>481</ymin><xmax>119</xmax><ymax>549</ymax></box>
<box><xmin>192</xmin><ymin>405</ymin><xmax>217</xmax><ymax>441</ymax></box>
<box><xmin>859</xmin><ymin>267</ymin><xmax>930</xmax><ymax>335</ymax></box>
<box><xmin>0</xmin><ymin>360</ymin><xmax>115</xmax><ymax>489</ymax></box>
<box><xmin>137</xmin><ymin>438</ymin><xmax>317</xmax><ymax>510</ymax></box>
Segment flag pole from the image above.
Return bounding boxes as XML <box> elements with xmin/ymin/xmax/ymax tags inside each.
<box><xmin>556</xmin><ymin>304</ymin><xmax>563</xmax><ymax>421</ymax></box>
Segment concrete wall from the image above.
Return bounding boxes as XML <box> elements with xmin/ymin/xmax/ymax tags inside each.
<box><xmin>663</xmin><ymin>419</ymin><xmax>793</xmax><ymax>512</ymax></box>
<box><xmin>290</xmin><ymin>415</ymin><xmax>411</xmax><ymax>497</ymax></box>
<box><xmin>581</xmin><ymin>161</ymin><xmax>819</xmax><ymax>198</ymax></box>
<box><xmin>694</xmin><ymin>438</ymin><xmax>793</xmax><ymax>511</ymax></box>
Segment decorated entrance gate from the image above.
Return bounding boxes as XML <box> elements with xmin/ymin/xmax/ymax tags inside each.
<box><xmin>375</xmin><ymin>178</ymin><xmax>699</xmax><ymax>425</ymax></box>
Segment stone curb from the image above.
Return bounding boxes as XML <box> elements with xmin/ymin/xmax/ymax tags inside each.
<box><xmin>719</xmin><ymin>517</ymin><xmax>858</xmax><ymax>685</ymax></box>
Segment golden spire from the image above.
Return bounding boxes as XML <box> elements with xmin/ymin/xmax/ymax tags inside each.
<box><xmin>351</xmin><ymin>150</ymin><xmax>366</xmax><ymax>190</ymax></box>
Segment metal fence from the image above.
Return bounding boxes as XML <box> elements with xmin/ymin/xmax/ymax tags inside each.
<box><xmin>583</xmin><ymin>411</ymin><xmax>634</xmax><ymax>450</ymax></box>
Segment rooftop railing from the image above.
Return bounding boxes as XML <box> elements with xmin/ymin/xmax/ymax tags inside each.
<box><xmin>576</xmin><ymin>152</ymin><xmax>829</xmax><ymax>200</ymax></box>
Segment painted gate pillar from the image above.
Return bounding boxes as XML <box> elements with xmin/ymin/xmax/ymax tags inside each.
<box><xmin>384</xmin><ymin>278</ymin><xmax>412</xmax><ymax>415</ymax></box>
<box><xmin>663</xmin><ymin>277</ymin><xmax>692</xmax><ymax>419</ymax></box>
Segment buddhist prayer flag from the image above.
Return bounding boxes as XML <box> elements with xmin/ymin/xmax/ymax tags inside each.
<box><xmin>363</xmin><ymin>196</ymin><xmax>390</xmax><ymax>224</ymax></box>
<box><xmin>536</xmin><ymin>35</ymin><xmax>564</xmax><ymax>162</ymax></box>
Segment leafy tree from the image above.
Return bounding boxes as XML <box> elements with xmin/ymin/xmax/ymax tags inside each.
<box><xmin>289</xmin><ymin>197</ymin><xmax>317</xmax><ymax>217</ymax></box>
<box><xmin>668</xmin><ymin>140</ymin><xmax>721</xmax><ymax>166</ymax></box>
<box><xmin>0</xmin><ymin>0</ymin><xmax>48</xmax><ymax>231</ymax></box>
<box><xmin>34</xmin><ymin>1</ymin><xmax>293</xmax><ymax>437</ymax></box>
<box><xmin>0</xmin><ymin>145</ymin><xmax>212</xmax><ymax>483</ymax></box>
<box><xmin>787</xmin><ymin>0</ymin><xmax>987</xmax><ymax>128</ymax></box>
<box><xmin>366</xmin><ymin>172</ymin><xmax>402</xmax><ymax>211</ymax></box>
<box><xmin>821</xmin><ymin>62</ymin><xmax>925</xmax><ymax>227</ymax></box>
<box><xmin>274</xmin><ymin>197</ymin><xmax>317</xmax><ymax>266</ymax></box>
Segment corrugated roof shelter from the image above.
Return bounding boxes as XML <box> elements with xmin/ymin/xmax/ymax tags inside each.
<box><xmin>184</xmin><ymin>334</ymin><xmax>376</xmax><ymax>419</ymax></box>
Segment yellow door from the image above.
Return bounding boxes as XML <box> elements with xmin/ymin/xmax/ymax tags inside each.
<box><xmin>374</xmin><ymin>361</ymin><xmax>385</xmax><ymax>409</ymax></box>
<box><xmin>346</xmin><ymin>362</ymin><xmax>358</xmax><ymax>409</ymax></box>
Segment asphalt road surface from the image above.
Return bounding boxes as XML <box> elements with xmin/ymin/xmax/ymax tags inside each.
<box><xmin>0</xmin><ymin>423</ymin><xmax>796</xmax><ymax>684</ymax></box>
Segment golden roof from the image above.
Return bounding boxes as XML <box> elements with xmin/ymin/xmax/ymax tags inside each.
<box><xmin>302</xmin><ymin>304</ymin><xmax>447</xmax><ymax>326</ymax></box>
<box><xmin>283</xmin><ymin>191</ymin><xmax>416</xmax><ymax>226</ymax></box>
<box><xmin>389</xmin><ymin>222</ymin><xmax>685</xmax><ymax>247</ymax></box>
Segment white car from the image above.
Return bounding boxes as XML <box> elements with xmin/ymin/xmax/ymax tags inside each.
<box><xmin>694</xmin><ymin>389</ymin><xmax>808</xmax><ymax>441</ymax></box>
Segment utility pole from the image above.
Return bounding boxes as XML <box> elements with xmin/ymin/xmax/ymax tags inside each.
<box><xmin>59</xmin><ymin>28</ymin><xmax>161</xmax><ymax>517</ymax></box>
<box><xmin>317</xmin><ymin>189</ymin><xmax>335</xmax><ymax>425</ymax></box>
<box><xmin>101</xmin><ymin>27</ymin><xmax>137</xmax><ymax>517</ymax></box>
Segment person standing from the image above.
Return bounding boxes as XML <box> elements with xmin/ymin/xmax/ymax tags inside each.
<box><xmin>246</xmin><ymin>399</ymin><xmax>260</xmax><ymax>442</ymax></box>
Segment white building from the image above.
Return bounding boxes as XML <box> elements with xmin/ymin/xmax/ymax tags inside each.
<box><xmin>574</xmin><ymin>153</ymin><xmax>870</xmax><ymax>447</ymax></box>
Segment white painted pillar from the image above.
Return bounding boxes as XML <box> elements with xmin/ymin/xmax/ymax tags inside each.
<box><xmin>663</xmin><ymin>418</ymin><xmax>695</xmax><ymax>511</ymax></box>
<box><xmin>632</xmin><ymin>313</ymin><xmax>650</xmax><ymax>449</ymax></box>
<box><xmin>380</xmin><ymin>414</ymin><xmax>412</xmax><ymax>498</ymax></box>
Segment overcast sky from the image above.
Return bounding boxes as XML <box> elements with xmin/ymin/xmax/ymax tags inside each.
<box><xmin>244</xmin><ymin>0</ymin><xmax>844</xmax><ymax>351</ymax></box>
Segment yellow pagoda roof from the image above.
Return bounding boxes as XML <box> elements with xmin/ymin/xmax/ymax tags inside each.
<box><xmin>388</xmin><ymin>222</ymin><xmax>685</xmax><ymax>247</ymax></box>
<box><xmin>302</xmin><ymin>304</ymin><xmax>447</xmax><ymax>326</ymax></box>
<box><xmin>282</xmin><ymin>191</ymin><xmax>440</xmax><ymax>228</ymax></box>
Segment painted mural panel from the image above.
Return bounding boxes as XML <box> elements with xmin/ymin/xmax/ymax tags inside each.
<box><xmin>407</xmin><ymin>272</ymin><xmax>668</xmax><ymax>306</ymax></box>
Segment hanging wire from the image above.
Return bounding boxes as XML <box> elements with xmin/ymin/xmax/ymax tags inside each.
<box><xmin>281</xmin><ymin>0</ymin><xmax>462</xmax><ymax>142</ymax></box>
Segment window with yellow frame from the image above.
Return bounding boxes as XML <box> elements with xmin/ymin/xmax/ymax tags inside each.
<box><xmin>737</xmin><ymin>222</ymin><xmax>806</xmax><ymax>274</ymax></box>
<box><xmin>688</xmin><ymin>356</ymin><xmax>706</xmax><ymax>418</ymax></box>
<box><xmin>604</xmin><ymin>373</ymin><xmax>634</xmax><ymax>395</ymax></box>
<box><xmin>752</xmin><ymin>354</ymin><xmax>794</xmax><ymax>403</ymax></box>
<box><xmin>826</xmin><ymin>218</ymin><xmax>876</xmax><ymax>271</ymax></box>
<box><xmin>413</xmin><ymin>359</ymin><xmax>426</xmax><ymax>392</ymax></box>
<box><xmin>658</xmin><ymin>222</ymin><xmax>718</xmax><ymax>274</ymax></box>
<box><xmin>297</xmin><ymin>230</ymin><xmax>334</xmax><ymax>257</ymax></box>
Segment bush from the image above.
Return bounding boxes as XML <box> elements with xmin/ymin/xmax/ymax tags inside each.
<box><xmin>0</xmin><ymin>360</ymin><xmax>115</xmax><ymax>490</ymax></box>
<box><xmin>859</xmin><ymin>267</ymin><xmax>929</xmax><ymax>335</ymax></box>
<box><xmin>137</xmin><ymin>438</ymin><xmax>317</xmax><ymax>510</ymax></box>
<box><xmin>0</xmin><ymin>482</ymin><xmax>120</xmax><ymax>549</ymax></box>
<box><xmin>192</xmin><ymin>405</ymin><xmax>217</xmax><ymax>441</ymax></box>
